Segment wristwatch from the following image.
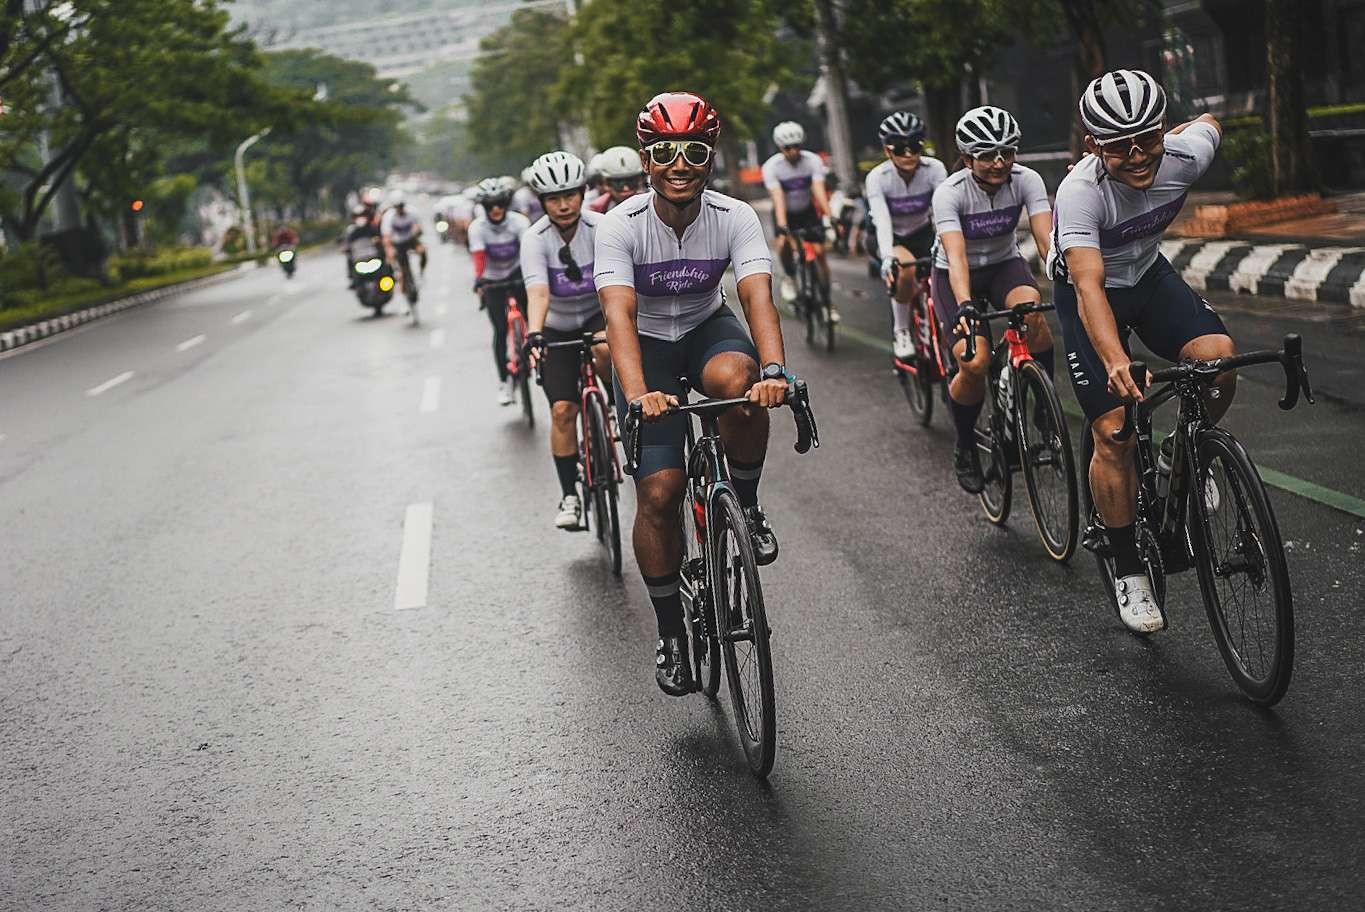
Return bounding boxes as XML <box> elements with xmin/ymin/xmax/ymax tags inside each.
<box><xmin>760</xmin><ymin>362</ymin><xmax>789</xmax><ymax>383</ymax></box>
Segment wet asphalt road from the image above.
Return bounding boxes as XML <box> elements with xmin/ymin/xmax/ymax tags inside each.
<box><xmin>2</xmin><ymin>230</ymin><xmax>1363</xmax><ymax>911</ymax></box>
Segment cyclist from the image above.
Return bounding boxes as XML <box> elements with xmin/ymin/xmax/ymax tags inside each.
<box><xmin>513</xmin><ymin>167</ymin><xmax>545</xmax><ymax>221</ymax></box>
<box><xmin>520</xmin><ymin>151</ymin><xmax>611</xmax><ymax>531</ymax></box>
<box><xmin>583</xmin><ymin>153</ymin><xmax>607</xmax><ymax>209</ymax></box>
<box><xmin>469</xmin><ymin>176</ymin><xmax>533</xmax><ymax>405</ymax></box>
<box><xmin>762</xmin><ymin>121</ymin><xmax>832</xmax><ymax>311</ymax></box>
<box><xmin>449</xmin><ymin>187</ymin><xmax>476</xmax><ymax>247</ymax></box>
<box><xmin>588</xmin><ymin>145</ymin><xmax>647</xmax><ymax>214</ymax></box>
<box><xmin>1046</xmin><ymin>69</ymin><xmax>1229</xmax><ymax>633</ymax></box>
<box><xmin>380</xmin><ymin>192</ymin><xmax>427</xmax><ymax>299</ymax></box>
<box><xmin>865</xmin><ymin>112</ymin><xmax>948</xmax><ymax>359</ymax></box>
<box><xmin>931</xmin><ymin>105</ymin><xmax>1055</xmax><ymax>494</ymax></box>
<box><xmin>596</xmin><ymin>91</ymin><xmax>791</xmax><ymax>697</ymax></box>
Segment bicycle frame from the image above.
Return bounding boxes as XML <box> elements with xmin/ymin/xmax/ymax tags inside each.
<box><xmin>576</xmin><ymin>338</ymin><xmax>622</xmax><ymax>490</ymax></box>
<box><xmin>889</xmin><ymin>257</ymin><xmax>949</xmax><ymax>380</ymax></box>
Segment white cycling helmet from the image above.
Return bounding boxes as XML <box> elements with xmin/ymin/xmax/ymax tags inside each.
<box><xmin>526</xmin><ymin>151</ymin><xmax>587</xmax><ymax>194</ymax></box>
<box><xmin>475</xmin><ymin>177</ymin><xmax>513</xmax><ymax>206</ymax></box>
<box><xmin>955</xmin><ymin>105</ymin><xmax>1022</xmax><ymax>156</ymax></box>
<box><xmin>586</xmin><ymin>152</ymin><xmax>606</xmax><ymax>183</ymax></box>
<box><xmin>598</xmin><ymin>145</ymin><xmax>644</xmax><ymax>180</ymax></box>
<box><xmin>361</xmin><ymin>186</ymin><xmax>382</xmax><ymax>206</ymax></box>
<box><xmin>1080</xmin><ymin>69</ymin><xmax>1167</xmax><ymax>141</ymax></box>
<box><xmin>772</xmin><ymin>121</ymin><xmax>805</xmax><ymax>148</ymax></box>
<box><xmin>462</xmin><ymin>185</ymin><xmax>480</xmax><ymax>200</ymax></box>
<box><xmin>389</xmin><ymin>191</ymin><xmax>407</xmax><ymax>207</ymax></box>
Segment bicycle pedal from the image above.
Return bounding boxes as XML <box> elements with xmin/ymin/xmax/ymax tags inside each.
<box><xmin>1081</xmin><ymin>523</ymin><xmax>1111</xmax><ymax>555</ymax></box>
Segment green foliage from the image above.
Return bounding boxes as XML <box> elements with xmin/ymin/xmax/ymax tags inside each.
<box><xmin>1223</xmin><ymin>125</ymin><xmax>1275</xmax><ymax>200</ymax></box>
<box><xmin>106</xmin><ymin>247</ymin><xmax>215</xmax><ymax>283</ymax></box>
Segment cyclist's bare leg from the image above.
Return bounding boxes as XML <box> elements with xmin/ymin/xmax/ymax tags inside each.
<box><xmin>1090</xmin><ymin>406</ymin><xmax>1138</xmax><ymax>528</ymax></box>
<box><xmin>633</xmin><ymin>470</ymin><xmax>685</xmax><ymax>578</ymax></box>
<box><xmin>703</xmin><ymin>352</ymin><xmax>769</xmax><ymax>467</ymax></box>
<box><xmin>550</xmin><ymin>401</ymin><xmax>579</xmax><ymax>459</ymax></box>
<box><xmin>889</xmin><ymin>244</ymin><xmax>919</xmax><ymax>331</ymax></box>
<box><xmin>591</xmin><ymin>342</ymin><xmax>612</xmax><ymax>387</ymax></box>
<box><xmin>1180</xmin><ymin>333</ymin><xmax>1237</xmax><ymax>422</ymax></box>
<box><xmin>416</xmin><ymin>241</ymin><xmax>428</xmax><ymax>273</ymax></box>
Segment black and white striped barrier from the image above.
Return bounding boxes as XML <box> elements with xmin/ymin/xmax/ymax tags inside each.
<box><xmin>0</xmin><ymin>263</ymin><xmax>253</xmax><ymax>355</ymax></box>
<box><xmin>1018</xmin><ymin>235</ymin><xmax>1365</xmax><ymax>308</ymax></box>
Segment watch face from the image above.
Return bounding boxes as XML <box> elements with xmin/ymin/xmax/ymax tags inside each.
<box><xmin>762</xmin><ymin>363</ymin><xmax>785</xmax><ymax>381</ymax></box>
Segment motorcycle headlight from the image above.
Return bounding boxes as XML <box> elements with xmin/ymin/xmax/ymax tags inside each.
<box><xmin>436</xmin><ymin>220</ymin><xmax>449</xmax><ymax>232</ymax></box>
<box><xmin>378</xmin><ymin>275</ymin><xmax>395</xmax><ymax>292</ymax></box>
<box><xmin>278</xmin><ymin>250</ymin><xmax>295</xmax><ymax>263</ymax></box>
<box><xmin>354</xmin><ymin>258</ymin><xmax>382</xmax><ymax>275</ymax></box>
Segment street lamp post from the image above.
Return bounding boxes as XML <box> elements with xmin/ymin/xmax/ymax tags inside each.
<box><xmin>234</xmin><ymin>128</ymin><xmax>271</xmax><ymax>254</ymax></box>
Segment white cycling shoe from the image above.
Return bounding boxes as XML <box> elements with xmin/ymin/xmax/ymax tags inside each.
<box><xmin>498</xmin><ymin>376</ymin><xmax>515</xmax><ymax>406</ymax></box>
<box><xmin>893</xmin><ymin>328</ymin><xmax>916</xmax><ymax>360</ymax></box>
<box><xmin>1115</xmin><ymin>573</ymin><xmax>1166</xmax><ymax>634</ymax></box>
<box><xmin>554</xmin><ymin>495</ymin><xmax>582</xmax><ymax>530</ymax></box>
<box><xmin>780</xmin><ymin>277</ymin><xmax>797</xmax><ymax>302</ymax></box>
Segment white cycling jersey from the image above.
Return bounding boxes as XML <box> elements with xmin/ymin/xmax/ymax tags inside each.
<box><xmin>512</xmin><ymin>186</ymin><xmax>544</xmax><ymax>221</ymax></box>
<box><xmin>932</xmin><ymin>164</ymin><xmax>1051</xmax><ymax>269</ymax></box>
<box><xmin>468</xmin><ymin>211</ymin><xmax>532</xmax><ymax>282</ymax></box>
<box><xmin>520</xmin><ymin>211</ymin><xmax>602</xmax><ymax>331</ymax></box>
<box><xmin>1046</xmin><ymin>122</ymin><xmax>1220</xmax><ymax>288</ymax></box>
<box><xmin>380</xmin><ymin>208</ymin><xmax>421</xmax><ymax>244</ymax></box>
<box><xmin>761</xmin><ymin>150</ymin><xmax>826</xmax><ymax>215</ymax></box>
<box><xmin>865</xmin><ymin>155</ymin><xmax>947</xmax><ymax>254</ymax></box>
<box><xmin>593</xmin><ymin>190</ymin><xmax>772</xmax><ymax>342</ymax></box>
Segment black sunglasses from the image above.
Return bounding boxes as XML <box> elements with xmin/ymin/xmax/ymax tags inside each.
<box><xmin>887</xmin><ymin>141</ymin><xmax>924</xmax><ymax>156</ymax></box>
<box><xmin>608</xmin><ymin>176</ymin><xmax>645</xmax><ymax>193</ymax></box>
<box><xmin>782</xmin><ymin>144</ymin><xmax>801</xmax><ymax>152</ymax></box>
<box><xmin>558</xmin><ymin>245</ymin><xmax>582</xmax><ymax>283</ymax></box>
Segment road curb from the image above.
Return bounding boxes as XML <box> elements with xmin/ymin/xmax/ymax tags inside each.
<box><xmin>0</xmin><ymin>262</ymin><xmax>255</xmax><ymax>355</ymax></box>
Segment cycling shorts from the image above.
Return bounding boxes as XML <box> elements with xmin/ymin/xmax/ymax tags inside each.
<box><xmin>866</xmin><ymin>223</ymin><xmax>935</xmax><ymax>262</ymax></box>
<box><xmin>541</xmin><ymin>312</ymin><xmax>606</xmax><ymax>405</ymax></box>
<box><xmin>613</xmin><ymin>306</ymin><xmax>759</xmax><ymax>480</ymax></box>
<box><xmin>773</xmin><ymin>206</ymin><xmax>823</xmax><ymax>236</ymax></box>
<box><xmin>1054</xmin><ymin>254</ymin><xmax>1229</xmax><ymax>421</ymax></box>
<box><xmin>930</xmin><ymin>255</ymin><xmax>1038</xmax><ymax>337</ymax></box>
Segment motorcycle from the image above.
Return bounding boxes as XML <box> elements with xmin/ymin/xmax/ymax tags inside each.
<box><xmin>434</xmin><ymin>216</ymin><xmax>452</xmax><ymax>244</ymax></box>
<box><xmin>348</xmin><ymin>238</ymin><xmax>395</xmax><ymax>316</ymax></box>
<box><xmin>276</xmin><ymin>246</ymin><xmax>297</xmax><ymax>278</ymax></box>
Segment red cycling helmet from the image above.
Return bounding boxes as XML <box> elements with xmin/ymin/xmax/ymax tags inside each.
<box><xmin>635</xmin><ymin>92</ymin><xmax>722</xmax><ymax>147</ymax></box>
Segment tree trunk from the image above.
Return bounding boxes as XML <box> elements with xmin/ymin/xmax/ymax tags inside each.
<box><xmin>813</xmin><ymin>0</ymin><xmax>857</xmax><ymax>190</ymax></box>
<box><xmin>1059</xmin><ymin>0</ymin><xmax>1107</xmax><ymax>157</ymax></box>
<box><xmin>923</xmin><ymin>84</ymin><xmax>960</xmax><ymax>171</ymax></box>
<box><xmin>1265</xmin><ymin>0</ymin><xmax>1312</xmax><ymax>194</ymax></box>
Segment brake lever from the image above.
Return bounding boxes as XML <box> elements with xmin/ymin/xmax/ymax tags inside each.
<box><xmin>960</xmin><ymin>305</ymin><xmax>981</xmax><ymax>362</ymax></box>
<box><xmin>624</xmin><ymin>401</ymin><xmax>643</xmax><ymax>474</ymax></box>
<box><xmin>790</xmin><ymin>379</ymin><xmax>819</xmax><ymax>453</ymax></box>
<box><xmin>1277</xmin><ymin>333</ymin><xmax>1314</xmax><ymax>409</ymax></box>
<box><xmin>1111</xmin><ymin>361</ymin><xmax>1148</xmax><ymax>442</ymax></box>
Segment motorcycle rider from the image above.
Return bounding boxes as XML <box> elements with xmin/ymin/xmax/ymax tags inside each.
<box><xmin>344</xmin><ymin>204</ymin><xmax>382</xmax><ymax>286</ymax></box>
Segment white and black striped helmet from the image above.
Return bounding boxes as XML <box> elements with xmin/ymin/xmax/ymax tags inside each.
<box><xmin>526</xmin><ymin>151</ymin><xmax>587</xmax><ymax>195</ymax></box>
<box><xmin>1080</xmin><ymin>69</ymin><xmax>1166</xmax><ymax>141</ymax></box>
<box><xmin>955</xmin><ymin>106</ymin><xmax>1021</xmax><ymax>156</ymax></box>
<box><xmin>878</xmin><ymin>111</ymin><xmax>926</xmax><ymax>145</ymax></box>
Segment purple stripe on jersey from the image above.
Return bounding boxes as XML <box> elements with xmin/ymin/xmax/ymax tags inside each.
<box><xmin>485</xmin><ymin>240</ymin><xmax>520</xmax><ymax>261</ymax></box>
<box><xmin>887</xmin><ymin>191</ymin><xmax>933</xmax><ymax>216</ymax></box>
<box><xmin>633</xmin><ymin>258</ymin><xmax>728</xmax><ymax>296</ymax></box>
<box><xmin>779</xmin><ymin>176</ymin><xmax>812</xmax><ymax>192</ymax></box>
<box><xmin>960</xmin><ymin>203</ymin><xmax>1023</xmax><ymax>240</ymax></box>
<box><xmin>548</xmin><ymin>264</ymin><xmax>596</xmax><ymax>298</ymax></box>
<box><xmin>1097</xmin><ymin>192</ymin><xmax>1188</xmax><ymax>249</ymax></box>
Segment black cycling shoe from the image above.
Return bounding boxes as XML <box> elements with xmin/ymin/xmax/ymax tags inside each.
<box><xmin>745</xmin><ymin>505</ymin><xmax>779</xmax><ymax>566</ymax></box>
<box><xmin>954</xmin><ymin>444</ymin><xmax>986</xmax><ymax>494</ymax></box>
<box><xmin>655</xmin><ymin>636</ymin><xmax>693</xmax><ymax>696</ymax></box>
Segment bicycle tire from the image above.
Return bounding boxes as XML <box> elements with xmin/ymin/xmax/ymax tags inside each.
<box><xmin>1015</xmin><ymin>361</ymin><xmax>1079</xmax><ymax>562</ymax></box>
<box><xmin>976</xmin><ymin>395</ymin><xmax>1012</xmax><ymax>525</ymax></box>
<box><xmin>711</xmin><ymin>488</ymin><xmax>776</xmax><ymax>776</ymax></box>
<box><xmin>586</xmin><ymin>393</ymin><xmax>622</xmax><ymax>576</ymax></box>
<box><xmin>1079</xmin><ymin>423</ymin><xmax>1168</xmax><ymax>619</ymax></box>
<box><xmin>681</xmin><ymin>481</ymin><xmax>722</xmax><ymax>699</ymax></box>
<box><xmin>818</xmin><ymin>278</ymin><xmax>835</xmax><ymax>353</ymax></box>
<box><xmin>1189</xmin><ymin>429</ymin><xmax>1294</xmax><ymax>705</ymax></box>
<box><xmin>800</xmin><ymin>263</ymin><xmax>817</xmax><ymax>348</ymax></box>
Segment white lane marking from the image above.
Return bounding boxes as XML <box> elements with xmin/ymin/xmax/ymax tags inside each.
<box><xmin>394</xmin><ymin>502</ymin><xmax>434</xmax><ymax>610</ymax></box>
<box><xmin>176</xmin><ymin>334</ymin><xmax>206</xmax><ymax>352</ymax></box>
<box><xmin>231</xmin><ymin>310</ymin><xmax>253</xmax><ymax>325</ymax></box>
<box><xmin>420</xmin><ymin>376</ymin><xmax>441</xmax><ymax>413</ymax></box>
<box><xmin>86</xmin><ymin>371</ymin><xmax>134</xmax><ymax>397</ymax></box>
<box><xmin>429</xmin><ymin>328</ymin><xmax>446</xmax><ymax>349</ymax></box>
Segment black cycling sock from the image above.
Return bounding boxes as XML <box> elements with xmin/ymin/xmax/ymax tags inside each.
<box><xmin>729</xmin><ymin>458</ymin><xmax>763</xmax><ymax>509</ymax></box>
<box><xmin>1107</xmin><ymin>523</ymin><xmax>1144</xmax><ymax>577</ymax></box>
<box><xmin>553</xmin><ymin>454</ymin><xmax>578</xmax><ymax>497</ymax></box>
<box><xmin>948</xmin><ymin>395</ymin><xmax>984</xmax><ymax>449</ymax></box>
<box><xmin>644</xmin><ymin>572</ymin><xmax>683</xmax><ymax>637</ymax></box>
<box><xmin>1034</xmin><ymin>346</ymin><xmax>1056</xmax><ymax>380</ymax></box>
<box><xmin>779</xmin><ymin>245</ymin><xmax>796</xmax><ymax>277</ymax></box>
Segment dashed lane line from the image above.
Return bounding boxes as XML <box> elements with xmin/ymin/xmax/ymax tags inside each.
<box><xmin>86</xmin><ymin>371</ymin><xmax>134</xmax><ymax>397</ymax></box>
<box><xmin>420</xmin><ymin>376</ymin><xmax>441</xmax><ymax>413</ymax></box>
<box><xmin>394</xmin><ymin>502</ymin><xmax>434</xmax><ymax>610</ymax></box>
<box><xmin>176</xmin><ymin>334</ymin><xmax>206</xmax><ymax>352</ymax></box>
<box><xmin>231</xmin><ymin>310</ymin><xmax>253</xmax><ymax>325</ymax></box>
<box><xmin>430</xmin><ymin>328</ymin><xmax>446</xmax><ymax>349</ymax></box>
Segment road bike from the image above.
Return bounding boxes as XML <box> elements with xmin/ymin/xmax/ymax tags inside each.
<box><xmin>1080</xmin><ymin>334</ymin><xmax>1314</xmax><ymax>706</ymax></box>
<box><xmin>889</xmin><ymin>256</ymin><xmax>950</xmax><ymax>427</ymax></box>
<box><xmin>785</xmin><ymin>226</ymin><xmax>835</xmax><ymax>353</ymax></box>
<box><xmin>393</xmin><ymin>243</ymin><xmax>421</xmax><ymax>326</ymax></box>
<box><xmin>483</xmin><ymin>278</ymin><xmax>535</xmax><ymax>428</ymax></box>
<box><xmin>961</xmin><ymin>301</ymin><xmax>1080</xmax><ymax>563</ymax></box>
<box><xmin>623</xmin><ymin>380</ymin><xmax>819</xmax><ymax>778</ymax></box>
<box><xmin>531</xmin><ymin>332</ymin><xmax>623</xmax><ymax>575</ymax></box>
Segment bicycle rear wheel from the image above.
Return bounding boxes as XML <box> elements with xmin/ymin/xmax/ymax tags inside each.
<box><xmin>586</xmin><ymin>393</ymin><xmax>622</xmax><ymax>576</ymax></box>
<box><xmin>1015</xmin><ymin>361</ymin><xmax>1078</xmax><ymax>562</ymax></box>
<box><xmin>1189</xmin><ymin>429</ymin><xmax>1293</xmax><ymax>705</ymax></box>
<box><xmin>818</xmin><ymin>278</ymin><xmax>835</xmax><ymax>353</ymax></box>
<box><xmin>976</xmin><ymin>395</ymin><xmax>1011</xmax><ymax>525</ymax></box>
<box><xmin>508</xmin><ymin>317</ymin><xmax>534</xmax><ymax>428</ymax></box>
<box><xmin>711</xmin><ymin>488</ymin><xmax>775</xmax><ymax>777</ymax></box>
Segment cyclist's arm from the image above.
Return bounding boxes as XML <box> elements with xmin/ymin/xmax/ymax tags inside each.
<box><xmin>526</xmin><ymin>284</ymin><xmax>550</xmax><ymax>334</ymax></box>
<box><xmin>1066</xmin><ymin>246</ymin><xmax>1142</xmax><ymax>401</ymax></box>
<box><xmin>939</xmin><ymin>230</ymin><xmax>974</xmax><ymax>308</ymax></box>
<box><xmin>1029</xmin><ymin>211</ymin><xmax>1053</xmax><ymax>263</ymax></box>
<box><xmin>600</xmin><ymin>286</ymin><xmax>648</xmax><ymax>401</ymax></box>
<box><xmin>867</xmin><ymin>190</ymin><xmax>894</xmax><ymax>262</ymax></box>
<box><xmin>811</xmin><ymin>177</ymin><xmax>831</xmax><ymax>221</ymax></box>
<box><xmin>768</xmin><ymin>186</ymin><xmax>788</xmax><ymax>231</ymax></box>
<box><xmin>729</xmin><ymin>206</ymin><xmax>785</xmax><ymax>368</ymax></box>
<box><xmin>1168</xmin><ymin>113</ymin><xmax>1222</xmax><ymax>138</ymax></box>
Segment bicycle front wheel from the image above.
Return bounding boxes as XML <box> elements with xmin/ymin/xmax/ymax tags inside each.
<box><xmin>711</xmin><ymin>489</ymin><xmax>776</xmax><ymax>777</ymax></box>
<box><xmin>1189</xmin><ymin>429</ymin><xmax>1294</xmax><ymax>705</ymax></box>
<box><xmin>1015</xmin><ymin>361</ymin><xmax>1079</xmax><ymax>562</ymax></box>
<box><xmin>976</xmin><ymin>396</ymin><xmax>1012</xmax><ymax>525</ymax></box>
<box><xmin>586</xmin><ymin>392</ymin><xmax>622</xmax><ymax>576</ymax></box>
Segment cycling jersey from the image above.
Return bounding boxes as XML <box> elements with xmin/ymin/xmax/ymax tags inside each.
<box><xmin>468</xmin><ymin>211</ymin><xmax>532</xmax><ymax>281</ymax></box>
<box><xmin>761</xmin><ymin>150</ymin><xmax>826</xmax><ymax>216</ymax></box>
<box><xmin>520</xmin><ymin>211</ymin><xmax>602</xmax><ymax>332</ymax></box>
<box><xmin>865</xmin><ymin>156</ymin><xmax>947</xmax><ymax>257</ymax></box>
<box><xmin>512</xmin><ymin>186</ymin><xmax>544</xmax><ymax>221</ymax></box>
<box><xmin>593</xmin><ymin>190</ymin><xmax>772</xmax><ymax>342</ymax></box>
<box><xmin>380</xmin><ymin>209</ymin><xmax>421</xmax><ymax>244</ymax></box>
<box><xmin>931</xmin><ymin>165</ymin><xmax>1050</xmax><ymax>269</ymax></box>
<box><xmin>1046</xmin><ymin>122</ymin><xmax>1220</xmax><ymax>288</ymax></box>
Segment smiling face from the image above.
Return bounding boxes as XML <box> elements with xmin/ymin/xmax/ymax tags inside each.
<box><xmin>542</xmin><ymin>189</ymin><xmax>583</xmax><ymax>227</ymax></box>
<box><xmin>964</xmin><ymin>149</ymin><xmax>1015</xmax><ymax>189</ymax></box>
<box><xmin>644</xmin><ymin>146</ymin><xmax>709</xmax><ymax>207</ymax></box>
<box><xmin>1086</xmin><ymin>128</ymin><xmax>1165</xmax><ymax>190</ymax></box>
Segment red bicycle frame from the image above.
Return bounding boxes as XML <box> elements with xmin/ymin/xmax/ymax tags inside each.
<box><xmin>576</xmin><ymin>338</ymin><xmax>622</xmax><ymax>490</ymax></box>
<box><xmin>890</xmin><ymin>285</ymin><xmax>951</xmax><ymax>381</ymax></box>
